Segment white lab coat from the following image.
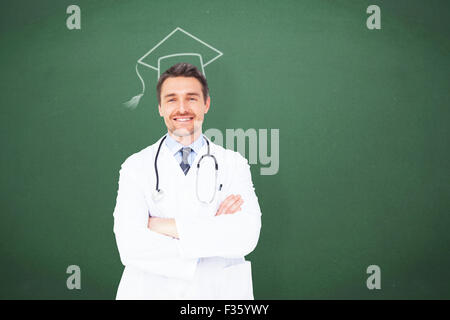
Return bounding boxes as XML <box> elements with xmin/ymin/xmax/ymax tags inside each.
<box><xmin>113</xmin><ymin>135</ymin><xmax>262</xmax><ymax>299</ymax></box>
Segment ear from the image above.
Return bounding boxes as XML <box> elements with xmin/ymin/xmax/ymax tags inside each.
<box><xmin>158</xmin><ymin>104</ymin><xmax>163</xmax><ymax>117</ymax></box>
<box><xmin>204</xmin><ymin>96</ymin><xmax>211</xmax><ymax>114</ymax></box>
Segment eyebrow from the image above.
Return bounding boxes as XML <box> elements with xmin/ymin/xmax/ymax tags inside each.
<box><xmin>163</xmin><ymin>92</ymin><xmax>200</xmax><ymax>99</ymax></box>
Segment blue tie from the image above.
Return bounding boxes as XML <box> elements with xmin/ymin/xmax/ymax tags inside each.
<box><xmin>180</xmin><ymin>147</ymin><xmax>192</xmax><ymax>175</ymax></box>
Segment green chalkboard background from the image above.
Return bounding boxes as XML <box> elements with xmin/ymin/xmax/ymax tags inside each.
<box><xmin>0</xmin><ymin>0</ymin><xmax>449</xmax><ymax>299</ymax></box>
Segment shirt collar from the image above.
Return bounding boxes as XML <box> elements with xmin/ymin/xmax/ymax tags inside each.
<box><xmin>165</xmin><ymin>133</ymin><xmax>205</xmax><ymax>156</ymax></box>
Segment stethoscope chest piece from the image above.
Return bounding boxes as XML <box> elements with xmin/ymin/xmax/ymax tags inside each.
<box><xmin>152</xmin><ymin>189</ymin><xmax>165</xmax><ymax>202</ymax></box>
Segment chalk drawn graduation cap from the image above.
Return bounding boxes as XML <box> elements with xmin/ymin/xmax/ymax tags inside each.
<box><xmin>124</xmin><ymin>27</ymin><xmax>223</xmax><ymax>109</ymax></box>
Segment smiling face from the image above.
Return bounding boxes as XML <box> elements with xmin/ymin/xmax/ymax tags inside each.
<box><xmin>158</xmin><ymin>76</ymin><xmax>210</xmax><ymax>144</ymax></box>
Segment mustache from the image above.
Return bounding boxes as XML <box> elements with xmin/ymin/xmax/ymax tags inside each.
<box><xmin>171</xmin><ymin>113</ymin><xmax>196</xmax><ymax>117</ymax></box>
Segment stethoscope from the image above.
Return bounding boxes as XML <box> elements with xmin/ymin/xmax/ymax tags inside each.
<box><xmin>151</xmin><ymin>134</ymin><xmax>219</xmax><ymax>204</ymax></box>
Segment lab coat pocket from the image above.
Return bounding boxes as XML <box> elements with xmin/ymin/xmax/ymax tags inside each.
<box><xmin>218</xmin><ymin>261</ymin><xmax>254</xmax><ymax>300</ymax></box>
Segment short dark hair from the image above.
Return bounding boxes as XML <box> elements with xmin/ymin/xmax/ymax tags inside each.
<box><xmin>156</xmin><ymin>63</ymin><xmax>209</xmax><ymax>105</ymax></box>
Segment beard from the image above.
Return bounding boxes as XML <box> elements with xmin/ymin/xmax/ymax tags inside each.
<box><xmin>169</xmin><ymin>117</ymin><xmax>203</xmax><ymax>139</ymax></box>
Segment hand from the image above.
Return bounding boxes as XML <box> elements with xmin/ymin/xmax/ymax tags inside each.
<box><xmin>147</xmin><ymin>217</ymin><xmax>179</xmax><ymax>239</ymax></box>
<box><xmin>215</xmin><ymin>194</ymin><xmax>244</xmax><ymax>216</ymax></box>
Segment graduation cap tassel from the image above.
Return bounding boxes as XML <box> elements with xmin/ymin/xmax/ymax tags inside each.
<box><xmin>123</xmin><ymin>63</ymin><xmax>146</xmax><ymax>109</ymax></box>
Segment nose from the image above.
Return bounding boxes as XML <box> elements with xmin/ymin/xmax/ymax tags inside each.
<box><xmin>178</xmin><ymin>100</ymin><xmax>187</xmax><ymax>113</ymax></box>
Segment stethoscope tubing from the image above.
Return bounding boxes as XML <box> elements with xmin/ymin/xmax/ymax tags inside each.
<box><xmin>153</xmin><ymin>134</ymin><xmax>219</xmax><ymax>204</ymax></box>
<box><xmin>154</xmin><ymin>135</ymin><xmax>167</xmax><ymax>193</ymax></box>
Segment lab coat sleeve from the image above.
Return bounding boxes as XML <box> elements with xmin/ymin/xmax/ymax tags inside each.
<box><xmin>113</xmin><ymin>158</ymin><xmax>197</xmax><ymax>280</ymax></box>
<box><xmin>175</xmin><ymin>154</ymin><xmax>262</xmax><ymax>259</ymax></box>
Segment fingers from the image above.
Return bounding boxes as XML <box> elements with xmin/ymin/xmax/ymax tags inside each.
<box><xmin>227</xmin><ymin>197</ymin><xmax>243</xmax><ymax>214</ymax></box>
<box><xmin>215</xmin><ymin>194</ymin><xmax>244</xmax><ymax>216</ymax></box>
<box><xmin>215</xmin><ymin>195</ymin><xmax>235</xmax><ymax>216</ymax></box>
<box><xmin>215</xmin><ymin>195</ymin><xmax>227</xmax><ymax>216</ymax></box>
<box><xmin>221</xmin><ymin>195</ymin><xmax>241</xmax><ymax>215</ymax></box>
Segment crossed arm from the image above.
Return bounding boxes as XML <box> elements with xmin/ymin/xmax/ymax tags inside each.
<box><xmin>147</xmin><ymin>194</ymin><xmax>244</xmax><ymax>238</ymax></box>
<box><xmin>113</xmin><ymin>154</ymin><xmax>261</xmax><ymax>279</ymax></box>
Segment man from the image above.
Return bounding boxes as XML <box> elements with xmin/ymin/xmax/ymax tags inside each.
<box><xmin>113</xmin><ymin>63</ymin><xmax>262</xmax><ymax>299</ymax></box>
